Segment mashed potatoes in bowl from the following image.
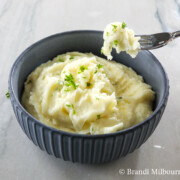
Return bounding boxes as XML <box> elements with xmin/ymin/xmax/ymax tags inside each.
<box><xmin>9</xmin><ymin>30</ymin><xmax>169</xmax><ymax>163</ymax></box>
<box><xmin>21</xmin><ymin>52</ymin><xmax>155</xmax><ymax>135</ymax></box>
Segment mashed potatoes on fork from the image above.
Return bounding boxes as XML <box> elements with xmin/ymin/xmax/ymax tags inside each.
<box><xmin>101</xmin><ymin>22</ymin><xmax>140</xmax><ymax>60</ymax></box>
<box><xmin>22</xmin><ymin>52</ymin><xmax>154</xmax><ymax>134</ymax></box>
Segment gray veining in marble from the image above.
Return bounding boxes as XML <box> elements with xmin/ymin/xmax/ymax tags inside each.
<box><xmin>0</xmin><ymin>0</ymin><xmax>180</xmax><ymax>180</ymax></box>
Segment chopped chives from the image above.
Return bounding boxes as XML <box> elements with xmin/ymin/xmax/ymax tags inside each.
<box><xmin>6</xmin><ymin>91</ymin><xmax>10</xmax><ymax>98</ymax></box>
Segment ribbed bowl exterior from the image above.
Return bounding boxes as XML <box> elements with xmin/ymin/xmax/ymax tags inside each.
<box><xmin>9</xmin><ymin>91</ymin><xmax>168</xmax><ymax>163</ymax></box>
<box><xmin>8</xmin><ymin>31</ymin><xmax>169</xmax><ymax>164</ymax></box>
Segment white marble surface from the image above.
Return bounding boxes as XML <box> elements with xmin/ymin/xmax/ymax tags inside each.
<box><xmin>0</xmin><ymin>0</ymin><xmax>180</xmax><ymax>179</ymax></box>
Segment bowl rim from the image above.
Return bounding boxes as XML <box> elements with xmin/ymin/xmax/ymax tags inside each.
<box><xmin>9</xmin><ymin>30</ymin><xmax>169</xmax><ymax>138</ymax></box>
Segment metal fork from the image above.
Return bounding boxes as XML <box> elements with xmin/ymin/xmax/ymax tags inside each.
<box><xmin>136</xmin><ymin>31</ymin><xmax>180</xmax><ymax>50</ymax></box>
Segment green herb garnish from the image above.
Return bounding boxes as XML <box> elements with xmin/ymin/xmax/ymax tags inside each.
<box><xmin>96</xmin><ymin>97</ymin><xmax>100</xmax><ymax>100</ymax></box>
<box><xmin>97</xmin><ymin>64</ymin><xmax>103</xmax><ymax>69</ymax></box>
<box><xmin>122</xmin><ymin>22</ymin><xmax>127</xmax><ymax>29</ymax></box>
<box><xmin>69</xmin><ymin>56</ymin><xmax>74</xmax><ymax>60</ymax></box>
<box><xmin>66</xmin><ymin>104</ymin><xmax>76</xmax><ymax>115</ymax></box>
<box><xmin>106</xmin><ymin>32</ymin><xmax>109</xmax><ymax>36</ymax></box>
<box><xmin>73</xmin><ymin>109</ymin><xmax>76</xmax><ymax>115</ymax></box>
<box><xmin>114</xmin><ymin>40</ymin><xmax>118</xmax><ymax>46</ymax></box>
<box><xmin>101</xmin><ymin>48</ymin><xmax>103</xmax><ymax>54</ymax></box>
<box><xmin>63</xmin><ymin>71</ymin><xmax>66</xmax><ymax>73</ymax></box>
<box><xmin>64</xmin><ymin>74</ymin><xmax>78</xmax><ymax>90</ymax></box>
<box><xmin>87</xmin><ymin>82</ymin><xmax>91</xmax><ymax>87</ymax></box>
<box><xmin>58</xmin><ymin>55</ymin><xmax>64</xmax><ymax>62</ymax></box>
<box><xmin>6</xmin><ymin>91</ymin><xmax>10</xmax><ymax>98</ymax></box>
<box><xmin>117</xmin><ymin>96</ymin><xmax>122</xmax><ymax>100</ymax></box>
<box><xmin>65</xmin><ymin>88</ymin><xmax>70</xmax><ymax>92</ymax></box>
<box><xmin>82</xmin><ymin>76</ymin><xmax>87</xmax><ymax>79</ymax></box>
<box><xmin>97</xmin><ymin>114</ymin><xmax>101</xmax><ymax>119</ymax></box>
<box><xmin>78</xmin><ymin>65</ymin><xmax>88</xmax><ymax>74</ymax></box>
<box><xmin>94</xmin><ymin>64</ymin><xmax>103</xmax><ymax>74</ymax></box>
<box><xmin>91</xmin><ymin>126</ymin><xmax>94</xmax><ymax>132</ymax></box>
<box><xmin>112</xmin><ymin>24</ymin><xmax>117</xmax><ymax>31</ymax></box>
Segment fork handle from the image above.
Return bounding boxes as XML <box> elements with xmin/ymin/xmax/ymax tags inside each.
<box><xmin>172</xmin><ymin>31</ymin><xmax>180</xmax><ymax>39</ymax></box>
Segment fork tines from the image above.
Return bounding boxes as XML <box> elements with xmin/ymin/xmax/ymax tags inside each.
<box><xmin>137</xmin><ymin>35</ymin><xmax>153</xmax><ymax>50</ymax></box>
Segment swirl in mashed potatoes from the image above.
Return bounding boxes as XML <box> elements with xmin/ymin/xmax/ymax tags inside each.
<box><xmin>101</xmin><ymin>22</ymin><xmax>140</xmax><ymax>60</ymax></box>
<box><xmin>21</xmin><ymin>52</ymin><xmax>154</xmax><ymax>134</ymax></box>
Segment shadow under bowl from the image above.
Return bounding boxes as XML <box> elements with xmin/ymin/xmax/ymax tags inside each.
<box><xmin>8</xmin><ymin>30</ymin><xmax>169</xmax><ymax>164</ymax></box>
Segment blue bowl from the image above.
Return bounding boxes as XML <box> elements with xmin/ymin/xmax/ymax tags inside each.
<box><xmin>8</xmin><ymin>31</ymin><xmax>169</xmax><ymax>163</ymax></box>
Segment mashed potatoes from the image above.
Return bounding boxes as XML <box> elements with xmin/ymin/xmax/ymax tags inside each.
<box><xmin>22</xmin><ymin>52</ymin><xmax>154</xmax><ymax>134</ymax></box>
<box><xmin>101</xmin><ymin>22</ymin><xmax>140</xmax><ymax>60</ymax></box>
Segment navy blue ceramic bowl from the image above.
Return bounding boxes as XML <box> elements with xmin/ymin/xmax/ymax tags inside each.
<box><xmin>9</xmin><ymin>31</ymin><xmax>169</xmax><ymax>163</ymax></box>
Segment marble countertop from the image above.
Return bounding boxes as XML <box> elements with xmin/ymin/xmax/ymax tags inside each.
<box><xmin>0</xmin><ymin>0</ymin><xmax>180</xmax><ymax>179</ymax></box>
